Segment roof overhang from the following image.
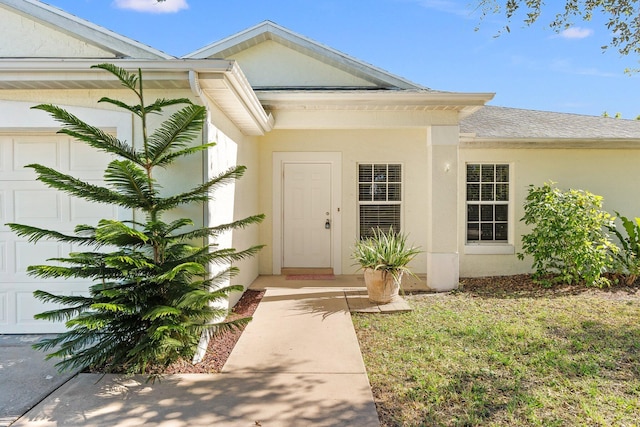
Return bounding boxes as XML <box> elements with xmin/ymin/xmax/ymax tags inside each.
<box><xmin>256</xmin><ymin>90</ymin><xmax>495</xmax><ymax>116</ymax></box>
<box><xmin>0</xmin><ymin>59</ymin><xmax>273</xmax><ymax>136</ymax></box>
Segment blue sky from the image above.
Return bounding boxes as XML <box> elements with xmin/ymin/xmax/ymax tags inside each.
<box><xmin>43</xmin><ymin>0</ymin><xmax>640</xmax><ymax>119</ymax></box>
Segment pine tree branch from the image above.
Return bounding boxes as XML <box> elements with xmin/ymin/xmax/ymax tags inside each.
<box><xmin>31</xmin><ymin>104</ymin><xmax>139</xmax><ymax>163</ymax></box>
<box><xmin>27</xmin><ymin>163</ymin><xmax>140</xmax><ymax>208</ymax></box>
<box><xmin>5</xmin><ymin>223</ymin><xmax>95</xmax><ymax>245</ymax></box>
<box><xmin>171</xmin><ymin>214</ymin><xmax>265</xmax><ymax>241</ymax></box>
<box><xmin>146</xmin><ymin>104</ymin><xmax>207</xmax><ymax>166</ymax></box>
<box><xmin>152</xmin><ymin>142</ymin><xmax>215</xmax><ymax>169</ymax></box>
<box><xmin>103</xmin><ymin>160</ymin><xmax>156</xmax><ymax>209</ymax></box>
<box><xmin>155</xmin><ymin>166</ymin><xmax>246</xmax><ymax>210</ymax></box>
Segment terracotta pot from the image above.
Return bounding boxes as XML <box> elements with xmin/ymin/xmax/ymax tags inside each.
<box><xmin>363</xmin><ymin>268</ymin><xmax>402</xmax><ymax>304</ymax></box>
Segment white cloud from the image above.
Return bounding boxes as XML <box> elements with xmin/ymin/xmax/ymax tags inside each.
<box><xmin>112</xmin><ymin>0</ymin><xmax>188</xmax><ymax>14</ymax></box>
<box><xmin>559</xmin><ymin>27</ymin><xmax>593</xmax><ymax>39</ymax></box>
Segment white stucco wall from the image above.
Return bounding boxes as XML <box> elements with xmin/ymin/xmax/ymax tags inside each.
<box><xmin>459</xmin><ymin>147</ymin><xmax>640</xmax><ymax>277</ymax></box>
<box><xmin>228</xmin><ymin>40</ymin><xmax>377</xmax><ymax>88</ymax></box>
<box><xmin>0</xmin><ymin>7</ymin><xmax>115</xmax><ymax>58</ymax></box>
<box><xmin>206</xmin><ymin>124</ymin><xmax>261</xmax><ymax>306</ymax></box>
<box><xmin>257</xmin><ymin>127</ymin><xmax>431</xmax><ymax>275</ymax></box>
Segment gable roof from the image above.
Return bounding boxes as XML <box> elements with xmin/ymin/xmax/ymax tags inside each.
<box><xmin>183</xmin><ymin>20</ymin><xmax>425</xmax><ymax>90</ymax></box>
<box><xmin>461</xmin><ymin>106</ymin><xmax>640</xmax><ymax>143</ymax></box>
<box><xmin>0</xmin><ymin>0</ymin><xmax>173</xmax><ymax>59</ymax></box>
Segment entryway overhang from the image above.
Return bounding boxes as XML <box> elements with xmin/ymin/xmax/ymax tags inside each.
<box><xmin>0</xmin><ymin>58</ymin><xmax>274</xmax><ymax>136</ymax></box>
<box><xmin>255</xmin><ymin>90</ymin><xmax>495</xmax><ymax>128</ymax></box>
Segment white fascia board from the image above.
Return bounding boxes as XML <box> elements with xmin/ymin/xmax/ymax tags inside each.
<box><xmin>0</xmin><ymin>58</ymin><xmax>234</xmax><ymax>72</ymax></box>
<box><xmin>223</xmin><ymin>62</ymin><xmax>274</xmax><ymax>133</ymax></box>
<box><xmin>183</xmin><ymin>21</ymin><xmax>277</xmax><ymax>59</ymax></box>
<box><xmin>257</xmin><ymin>90</ymin><xmax>495</xmax><ymax>109</ymax></box>
<box><xmin>0</xmin><ymin>0</ymin><xmax>173</xmax><ymax>59</ymax></box>
<box><xmin>194</xmin><ymin>62</ymin><xmax>274</xmax><ymax>135</ymax></box>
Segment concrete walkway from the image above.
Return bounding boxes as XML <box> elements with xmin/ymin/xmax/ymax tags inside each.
<box><xmin>10</xmin><ymin>275</ymin><xmax>416</xmax><ymax>427</ymax></box>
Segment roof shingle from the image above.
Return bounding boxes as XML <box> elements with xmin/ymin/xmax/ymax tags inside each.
<box><xmin>461</xmin><ymin>106</ymin><xmax>640</xmax><ymax>140</ymax></box>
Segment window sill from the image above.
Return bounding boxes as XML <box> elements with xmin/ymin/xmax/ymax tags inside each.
<box><xmin>464</xmin><ymin>244</ymin><xmax>515</xmax><ymax>255</ymax></box>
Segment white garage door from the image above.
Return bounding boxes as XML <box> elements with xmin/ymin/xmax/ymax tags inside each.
<box><xmin>0</xmin><ymin>133</ymin><xmax>119</xmax><ymax>333</ymax></box>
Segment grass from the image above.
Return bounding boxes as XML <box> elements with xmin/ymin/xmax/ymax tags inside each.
<box><xmin>352</xmin><ymin>276</ymin><xmax>640</xmax><ymax>426</ymax></box>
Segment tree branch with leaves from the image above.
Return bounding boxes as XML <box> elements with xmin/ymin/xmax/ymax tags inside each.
<box><xmin>477</xmin><ymin>0</ymin><xmax>640</xmax><ymax>56</ymax></box>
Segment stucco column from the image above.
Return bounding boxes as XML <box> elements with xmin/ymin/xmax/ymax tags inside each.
<box><xmin>426</xmin><ymin>125</ymin><xmax>459</xmax><ymax>291</ymax></box>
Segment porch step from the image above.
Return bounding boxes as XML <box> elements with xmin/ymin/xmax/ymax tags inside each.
<box><xmin>281</xmin><ymin>267</ymin><xmax>334</xmax><ymax>276</ymax></box>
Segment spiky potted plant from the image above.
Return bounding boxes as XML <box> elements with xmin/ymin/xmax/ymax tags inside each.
<box><xmin>352</xmin><ymin>227</ymin><xmax>421</xmax><ymax>304</ymax></box>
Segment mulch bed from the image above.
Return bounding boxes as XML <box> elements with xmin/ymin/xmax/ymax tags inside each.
<box><xmin>460</xmin><ymin>274</ymin><xmax>640</xmax><ymax>300</ymax></box>
<box><xmin>163</xmin><ymin>289</ymin><xmax>265</xmax><ymax>374</ymax></box>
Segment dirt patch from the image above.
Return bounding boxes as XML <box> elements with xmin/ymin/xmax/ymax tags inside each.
<box><xmin>459</xmin><ymin>274</ymin><xmax>640</xmax><ymax>300</ymax></box>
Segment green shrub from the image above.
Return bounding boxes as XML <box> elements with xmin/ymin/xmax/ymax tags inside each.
<box><xmin>518</xmin><ymin>182</ymin><xmax>616</xmax><ymax>287</ymax></box>
<box><xmin>6</xmin><ymin>64</ymin><xmax>264</xmax><ymax>376</ymax></box>
<box><xmin>607</xmin><ymin>212</ymin><xmax>640</xmax><ymax>285</ymax></box>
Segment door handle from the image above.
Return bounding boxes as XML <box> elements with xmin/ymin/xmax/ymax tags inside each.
<box><xmin>325</xmin><ymin>219</ymin><xmax>331</xmax><ymax>229</ymax></box>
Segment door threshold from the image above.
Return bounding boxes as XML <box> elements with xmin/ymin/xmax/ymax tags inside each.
<box><xmin>281</xmin><ymin>267</ymin><xmax>334</xmax><ymax>276</ymax></box>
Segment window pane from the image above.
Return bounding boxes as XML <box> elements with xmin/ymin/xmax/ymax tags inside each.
<box><xmin>360</xmin><ymin>205</ymin><xmax>401</xmax><ymax>239</ymax></box>
<box><xmin>467</xmin><ymin>184</ymin><xmax>480</xmax><ymax>201</ymax></box>
<box><xmin>496</xmin><ymin>183</ymin><xmax>509</xmax><ymax>201</ymax></box>
<box><xmin>465</xmin><ymin>164</ymin><xmax>510</xmax><ymax>244</ymax></box>
<box><xmin>481</xmin><ymin>223</ymin><xmax>494</xmax><ymax>240</ymax></box>
<box><xmin>387</xmin><ymin>164</ymin><xmax>401</xmax><ymax>182</ymax></box>
<box><xmin>495</xmin><ymin>205</ymin><xmax>508</xmax><ymax>221</ymax></box>
<box><xmin>374</xmin><ymin>164</ymin><xmax>387</xmax><ymax>181</ymax></box>
<box><xmin>467</xmin><ymin>204</ymin><xmax>479</xmax><ymax>221</ymax></box>
<box><xmin>359</xmin><ymin>184</ymin><xmax>372</xmax><ymax>201</ymax></box>
<box><xmin>358</xmin><ymin>163</ymin><xmax>403</xmax><ymax>238</ymax></box>
<box><xmin>373</xmin><ymin>184</ymin><xmax>387</xmax><ymax>201</ymax></box>
<box><xmin>481</xmin><ymin>164</ymin><xmax>495</xmax><ymax>183</ymax></box>
<box><xmin>388</xmin><ymin>183</ymin><xmax>401</xmax><ymax>201</ymax></box>
<box><xmin>358</xmin><ymin>164</ymin><xmax>372</xmax><ymax>183</ymax></box>
<box><xmin>495</xmin><ymin>223</ymin><xmax>508</xmax><ymax>240</ymax></box>
<box><xmin>467</xmin><ymin>223</ymin><xmax>479</xmax><ymax>241</ymax></box>
<box><xmin>467</xmin><ymin>164</ymin><xmax>480</xmax><ymax>182</ymax></box>
<box><xmin>481</xmin><ymin>205</ymin><xmax>493</xmax><ymax>221</ymax></box>
<box><xmin>481</xmin><ymin>183</ymin><xmax>494</xmax><ymax>201</ymax></box>
<box><xmin>496</xmin><ymin>164</ymin><xmax>509</xmax><ymax>182</ymax></box>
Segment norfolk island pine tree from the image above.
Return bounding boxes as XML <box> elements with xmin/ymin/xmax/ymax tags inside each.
<box><xmin>6</xmin><ymin>63</ymin><xmax>264</xmax><ymax>376</ymax></box>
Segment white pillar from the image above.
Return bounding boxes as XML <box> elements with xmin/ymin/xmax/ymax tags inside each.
<box><xmin>426</xmin><ymin>125</ymin><xmax>460</xmax><ymax>291</ymax></box>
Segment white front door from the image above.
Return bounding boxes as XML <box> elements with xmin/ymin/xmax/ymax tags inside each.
<box><xmin>282</xmin><ymin>162</ymin><xmax>332</xmax><ymax>268</ymax></box>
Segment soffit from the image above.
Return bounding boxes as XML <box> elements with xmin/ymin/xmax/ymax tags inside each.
<box><xmin>256</xmin><ymin>90</ymin><xmax>495</xmax><ymax>115</ymax></box>
<box><xmin>0</xmin><ymin>59</ymin><xmax>272</xmax><ymax>136</ymax></box>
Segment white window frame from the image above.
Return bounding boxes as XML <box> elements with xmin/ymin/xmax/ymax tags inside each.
<box><xmin>464</xmin><ymin>162</ymin><xmax>515</xmax><ymax>255</ymax></box>
<box><xmin>357</xmin><ymin>163</ymin><xmax>403</xmax><ymax>239</ymax></box>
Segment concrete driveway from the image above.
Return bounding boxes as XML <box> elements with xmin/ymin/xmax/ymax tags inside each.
<box><xmin>0</xmin><ymin>335</ymin><xmax>77</xmax><ymax>427</ymax></box>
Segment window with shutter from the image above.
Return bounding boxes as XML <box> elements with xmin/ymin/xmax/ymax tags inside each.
<box><xmin>358</xmin><ymin>163</ymin><xmax>402</xmax><ymax>239</ymax></box>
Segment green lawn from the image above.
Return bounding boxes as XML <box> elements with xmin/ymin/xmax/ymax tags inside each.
<box><xmin>352</xmin><ymin>277</ymin><xmax>640</xmax><ymax>427</ymax></box>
